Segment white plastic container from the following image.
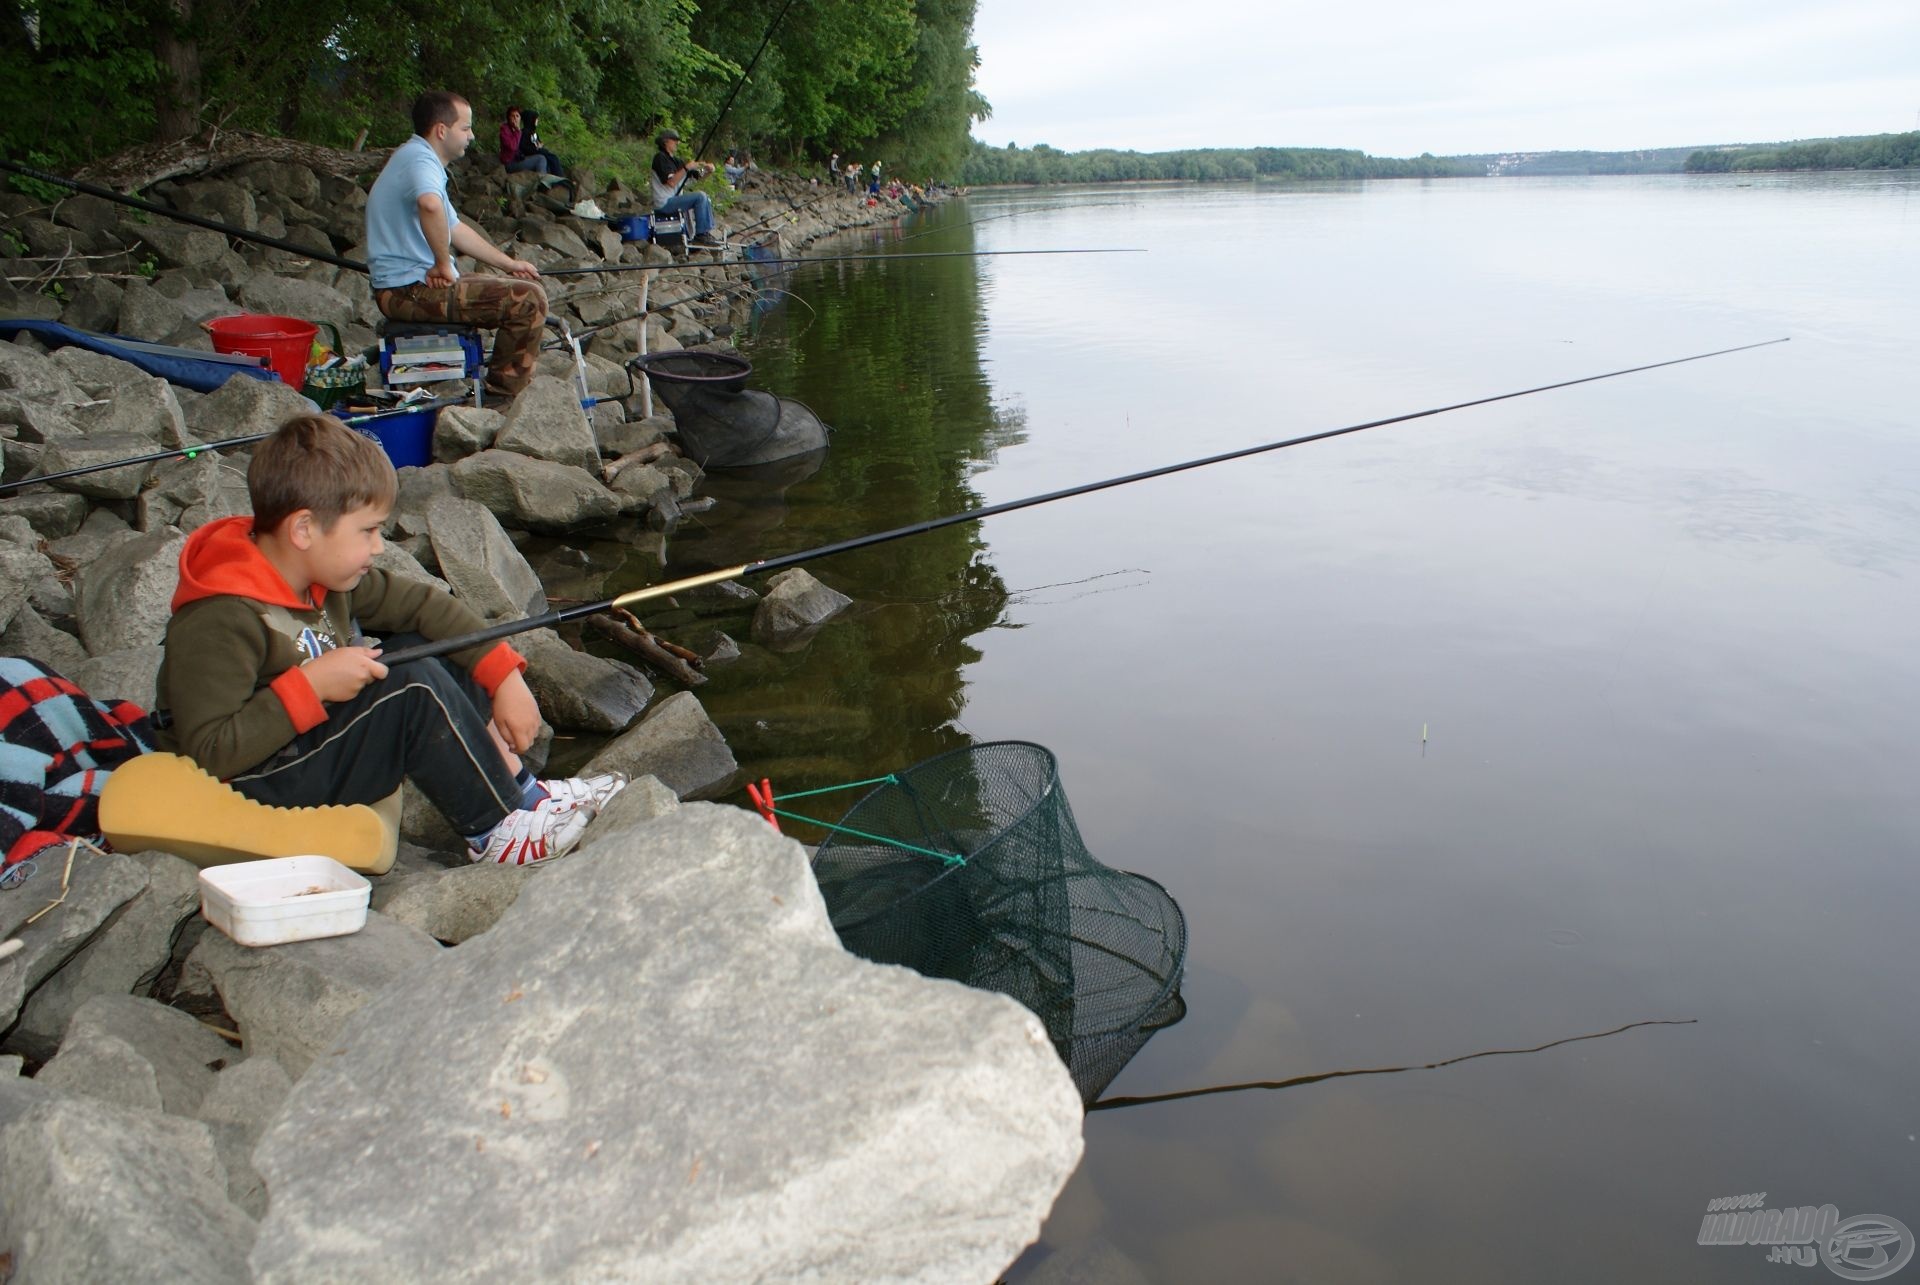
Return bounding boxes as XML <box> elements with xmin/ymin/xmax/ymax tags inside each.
<box><xmin>198</xmin><ymin>855</ymin><xmax>371</xmax><ymax>947</ymax></box>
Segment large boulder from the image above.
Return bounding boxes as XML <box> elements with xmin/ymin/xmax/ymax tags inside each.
<box><xmin>0</xmin><ymin>340</ymin><xmax>85</xmax><ymax>402</ymax></box>
<box><xmin>0</xmin><ymin>1097</ymin><xmax>255</xmax><ymax>1284</ymax></box>
<box><xmin>247</xmin><ymin>805</ymin><xmax>1083</xmax><ymax>1284</ymax></box>
<box><xmin>751</xmin><ymin>568</ymin><xmax>853</xmax><ymax>649</ymax></box>
<box><xmin>50</xmin><ymin>345</ymin><xmax>153</xmax><ymax>397</ymax></box>
<box><xmin>67</xmin><ymin>644</ymin><xmax>166</xmax><ymax>708</ymax></box>
<box><xmin>515</xmin><ymin>627</ymin><xmax>653</xmax><ymax>734</ymax></box>
<box><xmin>173</xmin><ymin>179</ymin><xmax>258</xmax><ymax>232</ymax></box>
<box><xmin>34</xmin><ymin>995</ymin><xmax>232</xmax><ymax>1117</ymax></box>
<box><xmin>196</xmin><ymin>1056</ymin><xmax>293</xmax><ymax>1218</ymax></box>
<box><xmin>70</xmin><ymin>374</ymin><xmax>190</xmax><ymax>447</ymax></box>
<box><xmin>75</xmin><ymin>528</ymin><xmax>185</xmax><ymax>654</ymax></box>
<box><xmin>34</xmin><ymin>432</ymin><xmax>159</xmax><ymax>500</ymax></box>
<box><xmin>178</xmin><ymin>911</ymin><xmax>441</xmax><ymax>1078</ymax></box>
<box><xmin>0</xmin><ymin>604</ymin><xmax>89</xmax><ymax>674</ymax></box>
<box><xmin>237</xmin><ymin>274</ymin><xmax>357</xmax><ymax>329</ymax></box>
<box><xmin>493</xmin><ymin>374</ymin><xmax>600</xmax><ymax>472</ymax></box>
<box><xmin>184</xmin><ymin>373</ymin><xmax>315</xmax><ymax>443</ymax></box>
<box><xmin>133</xmin><ymin>222</ymin><xmax>230</xmax><ymax>270</ymax></box>
<box><xmin>426</xmin><ymin>496</ymin><xmax>546</xmax><ymax>621</ymax></box>
<box><xmin>582</xmin><ymin>690</ymin><xmax>737</xmax><ymax>800</ymax></box>
<box><xmin>433</xmin><ymin>404</ymin><xmax>504</xmax><ymax>463</ymax></box>
<box><xmin>449</xmin><ymin>449</ymin><xmax>621</xmax><ymax>533</ymax></box>
<box><xmin>116</xmin><ymin>278</ymin><xmax>196</xmax><ymax>344</ymax></box>
<box><xmin>0</xmin><ymin>846</ymin><xmax>149</xmax><ymax>1030</ymax></box>
<box><xmin>0</xmin><ymin>540</ymin><xmax>53</xmax><ymax>634</ymax></box>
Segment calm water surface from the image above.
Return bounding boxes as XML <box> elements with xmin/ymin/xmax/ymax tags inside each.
<box><xmin>616</xmin><ymin>174</ymin><xmax>1920</xmax><ymax>1282</ymax></box>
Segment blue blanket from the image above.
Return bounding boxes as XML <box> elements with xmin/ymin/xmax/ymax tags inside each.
<box><xmin>0</xmin><ymin>319</ymin><xmax>282</xmax><ymax>393</ymax></box>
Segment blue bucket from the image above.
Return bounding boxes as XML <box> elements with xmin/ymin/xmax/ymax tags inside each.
<box><xmin>353</xmin><ymin>405</ymin><xmax>437</xmax><ymax>469</ymax></box>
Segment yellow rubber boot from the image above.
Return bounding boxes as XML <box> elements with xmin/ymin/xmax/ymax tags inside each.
<box><xmin>99</xmin><ymin>753</ymin><xmax>401</xmax><ymax>875</ymax></box>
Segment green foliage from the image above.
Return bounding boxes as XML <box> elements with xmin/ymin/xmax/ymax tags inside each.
<box><xmin>1684</xmin><ymin>133</ymin><xmax>1920</xmax><ymax>173</ymax></box>
<box><xmin>0</xmin><ymin>0</ymin><xmax>989</xmax><ymax>179</ymax></box>
<box><xmin>957</xmin><ymin>141</ymin><xmax>1479</xmax><ymax>185</ymax></box>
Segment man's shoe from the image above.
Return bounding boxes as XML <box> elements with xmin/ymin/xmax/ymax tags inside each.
<box><xmin>542</xmin><ymin>772</ymin><xmax>629</xmax><ymax>814</ymax></box>
<box><xmin>691</xmin><ymin>232</ymin><xmax>724</xmax><ymax>248</ymax></box>
<box><xmin>468</xmin><ymin>797</ymin><xmax>592</xmax><ymax>866</ymax></box>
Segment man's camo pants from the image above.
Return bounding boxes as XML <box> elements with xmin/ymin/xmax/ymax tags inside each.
<box><xmin>374</xmin><ymin>274</ymin><xmax>548</xmax><ymax>396</ymax></box>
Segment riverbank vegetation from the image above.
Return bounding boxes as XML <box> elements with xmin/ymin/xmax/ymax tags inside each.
<box><xmin>1683</xmin><ymin>132</ymin><xmax>1920</xmax><ymax>172</ymax></box>
<box><xmin>0</xmin><ymin>0</ymin><xmax>989</xmax><ymax>182</ymax></box>
<box><xmin>957</xmin><ymin>142</ymin><xmax>1474</xmax><ymax>184</ymax></box>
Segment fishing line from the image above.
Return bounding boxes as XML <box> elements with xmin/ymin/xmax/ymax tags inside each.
<box><xmin>377</xmin><ymin>337</ymin><xmax>1788</xmax><ymax>666</ymax></box>
<box><xmin>1086</xmin><ymin>1017</ymin><xmax>1697</xmax><ymax>1111</ymax></box>
<box><xmin>666</xmin><ymin>0</ymin><xmax>801</xmax><ymax>205</ymax></box>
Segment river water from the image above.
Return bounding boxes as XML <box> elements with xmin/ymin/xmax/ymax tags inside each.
<box><xmin>616</xmin><ymin>174</ymin><xmax>1920</xmax><ymax>1281</ymax></box>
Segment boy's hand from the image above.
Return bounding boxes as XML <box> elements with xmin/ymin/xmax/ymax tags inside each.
<box><xmin>490</xmin><ymin>670</ymin><xmax>540</xmax><ymax>752</ymax></box>
<box><xmin>301</xmin><ymin>647</ymin><xmax>387</xmax><ymax>702</ymax></box>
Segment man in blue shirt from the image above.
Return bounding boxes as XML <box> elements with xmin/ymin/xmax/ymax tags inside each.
<box><xmin>367</xmin><ymin>92</ymin><xmax>547</xmax><ymax>399</ymax></box>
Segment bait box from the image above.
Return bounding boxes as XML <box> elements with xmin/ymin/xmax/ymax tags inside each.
<box><xmin>198</xmin><ymin>855</ymin><xmax>371</xmax><ymax>947</ymax></box>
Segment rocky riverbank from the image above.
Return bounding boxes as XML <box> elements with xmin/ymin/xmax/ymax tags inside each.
<box><xmin>0</xmin><ymin>161</ymin><xmax>1085</xmax><ymax>1281</ymax></box>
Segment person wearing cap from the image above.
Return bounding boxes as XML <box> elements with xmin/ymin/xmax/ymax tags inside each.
<box><xmin>649</xmin><ymin>129</ymin><xmax>721</xmax><ymax>248</ymax></box>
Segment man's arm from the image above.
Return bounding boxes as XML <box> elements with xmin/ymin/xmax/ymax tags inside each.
<box><xmin>416</xmin><ymin>191</ymin><xmax>457</xmax><ymax>288</ymax></box>
<box><xmin>448</xmin><ymin>217</ymin><xmax>541</xmax><ymax>281</ymax></box>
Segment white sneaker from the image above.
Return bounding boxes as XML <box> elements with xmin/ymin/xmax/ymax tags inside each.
<box><xmin>541</xmin><ymin>772</ymin><xmax>629</xmax><ymax>814</ymax></box>
<box><xmin>468</xmin><ymin>797</ymin><xmax>592</xmax><ymax>866</ymax></box>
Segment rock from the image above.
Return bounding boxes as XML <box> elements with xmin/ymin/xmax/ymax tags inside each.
<box><xmin>237</xmin><ymin>274</ymin><xmax>357</xmax><ymax>329</ymax></box>
<box><xmin>196</xmin><ymin>1057</ymin><xmax>293</xmax><ymax>1218</ymax></box>
<box><xmin>433</xmin><ymin>404</ymin><xmax>503</xmax><ymax>463</ymax></box>
<box><xmin>37</xmin><ymin>995</ymin><xmax>231</xmax><ymax>1116</ymax></box>
<box><xmin>66</xmin><ymin>644</ymin><xmax>166</xmax><ymax>708</ymax></box>
<box><xmin>0</xmin><ymin>1053</ymin><xmax>57</xmax><ymax>1130</ymax></box>
<box><xmin>0</xmin><ymin>540</ymin><xmax>52</xmax><ymax>634</ymax></box>
<box><xmin>609</xmin><ymin>462</ymin><xmax>671</xmax><ymax>513</ymax></box>
<box><xmin>134</xmin><ymin>222</ymin><xmax>230</xmax><ymax>270</ymax></box>
<box><xmin>397</xmin><ymin>778</ymin><xmax>466</xmax><ymax>854</ymax></box>
<box><xmin>35</xmin><ymin>1027</ymin><xmax>164</xmax><ymax>1112</ymax></box>
<box><xmin>50</xmin><ymin>344</ymin><xmax>152</xmax><ymax>396</ymax></box>
<box><xmin>426</xmin><ymin>496</ymin><xmax>546</xmax><ymax>621</ymax></box>
<box><xmin>184</xmin><ymin>370</ymin><xmax>316</xmax><ymax>443</ymax></box>
<box><xmin>0</xmin><ymin>604</ymin><xmax>89</xmax><ymax>674</ymax></box>
<box><xmin>6</xmin><ymin>852</ymin><xmax>202</xmax><ymax>1063</ymax></box>
<box><xmin>0</xmin><ymin>339</ymin><xmax>85</xmax><ymax>401</ymax></box>
<box><xmin>175</xmin><ymin>179</ymin><xmax>258</xmax><ymax>231</ymax></box>
<box><xmin>147</xmin><ymin>273</ymin><xmax>233</xmax><ymax>324</ymax></box>
<box><xmin>59</xmin><ymin>274</ymin><xmax>126</xmax><ymax>331</ymax></box>
<box><xmin>493</xmin><ymin>374</ymin><xmax>599</xmax><ymax>472</ymax></box>
<box><xmin>653</xmin><ymin>453</ymin><xmax>702</xmax><ymax>499</ymax></box>
<box><xmin>580</xmin><ymin>772</ymin><xmax>679</xmax><ymax>835</ymax></box>
<box><xmin>369</xmin><ymin>862</ymin><xmax>536</xmax><ymax>946</ymax></box>
<box><xmin>583</xmin><ymin>690</ymin><xmax>738</xmax><ymax>800</ymax></box>
<box><xmin>178</xmin><ymin>910</ymin><xmax>442</xmax><ymax>1078</ymax></box>
<box><xmin>515</xmin><ymin>627</ymin><xmax>653</xmax><ymax>733</ymax></box>
<box><xmin>368</xmin><ymin>541</ymin><xmax>448</xmax><ymax>591</ymax></box>
<box><xmin>0</xmin><ymin>387</ymin><xmax>85</xmax><ymax>443</ymax></box>
<box><xmin>0</xmin><ymin>846</ymin><xmax>148</xmax><ymax>1030</ymax></box>
<box><xmin>0</xmin><ymin>489</ymin><xmax>89</xmax><ymax>538</ymax></box>
<box><xmin>71</xmin><ymin>374</ymin><xmax>190</xmax><ymax>448</ymax></box>
<box><xmin>53</xmin><ymin>194</ymin><xmax>123</xmax><ymax>237</ymax></box>
<box><xmin>137</xmin><ymin>451</ymin><xmax>222</xmax><ymax>531</ymax></box>
<box><xmin>247</xmin><ymin>806</ymin><xmax>1083</xmax><ymax>1285</ymax></box>
<box><xmin>0</xmin><ymin>1097</ymin><xmax>255</xmax><ymax>1284</ymax></box>
<box><xmin>750</xmin><ymin>568</ymin><xmax>852</xmax><ymax>649</ymax></box>
<box><xmin>116</xmin><ymin>277</ymin><xmax>195</xmax><ymax>343</ymax></box>
<box><xmin>33</xmin><ymin>431</ymin><xmax>157</xmax><ymax>500</ymax></box>
<box><xmin>448</xmin><ymin>449</ymin><xmax>621</xmax><ymax>533</ymax></box>
<box><xmin>595</xmin><ymin>415</ymin><xmax>668</xmax><ymax>458</ymax></box>
<box><xmin>231</xmin><ymin>160</ymin><xmax>323</xmax><ymax>209</ymax></box>
<box><xmin>75</xmin><ymin>528</ymin><xmax>185</xmax><ymax>654</ymax></box>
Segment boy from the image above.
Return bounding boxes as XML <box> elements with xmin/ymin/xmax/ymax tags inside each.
<box><xmin>155</xmin><ymin>414</ymin><xmax>622</xmax><ymax>865</ymax></box>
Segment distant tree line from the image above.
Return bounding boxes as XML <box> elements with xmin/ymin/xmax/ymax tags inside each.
<box><xmin>1684</xmin><ymin>132</ymin><xmax>1920</xmax><ymax>172</ymax></box>
<box><xmin>957</xmin><ymin>141</ymin><xmax>1476</xmax><ymax>185</ymax></box>
<box><xmin>0</xmin><ymin>0</ymin><xmax>989</xmax><ymax>181</ymax></box>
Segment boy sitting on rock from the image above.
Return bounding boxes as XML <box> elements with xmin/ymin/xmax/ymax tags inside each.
<box><xmin>155</xmin><ymin>414</ymin><xmax>623</xmax><ymax>865</ymax></box>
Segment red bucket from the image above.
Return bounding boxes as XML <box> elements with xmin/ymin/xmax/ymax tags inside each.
<box><xmin>204</xmin><ymin>314</ymin><xmax>318</xmax><ymax>387</ymax></box>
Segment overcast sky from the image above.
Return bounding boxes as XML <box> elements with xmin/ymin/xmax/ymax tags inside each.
<box><xmin>969</xmin><ymin>0</ymin><xmax>1920</xmax><ymax>156</ymax></box>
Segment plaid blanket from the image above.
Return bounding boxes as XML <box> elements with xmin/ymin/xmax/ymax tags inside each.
<box><xmin>0</xmin><ymin>657</ymin><xmax>152</xmax><ymax>880</ymax></box>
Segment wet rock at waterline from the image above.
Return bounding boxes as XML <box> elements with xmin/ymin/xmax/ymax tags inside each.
<box><xmin>751</xmin><ymin>568</ymin><xmax>853</xmax><ymax>649</ymax></box>
<box><xmin>448</xmin><ymin>449</ymin><xmax>622</xmax><ymax>533</ymax></box>
<box><xmin>583</xmin><ymin>690</ymin><xmax>738</xmax><ymax>800</ymax></box>
<box><xmin>514</xmin><ymin>626</ymin><xmax>655</xmax><ymax>734</ymax></box>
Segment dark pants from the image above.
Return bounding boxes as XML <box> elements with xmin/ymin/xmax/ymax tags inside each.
<box><xmin>227</xmin><ymin>637</ymin><xmax>519</xmax><ymax>838</ymax></box>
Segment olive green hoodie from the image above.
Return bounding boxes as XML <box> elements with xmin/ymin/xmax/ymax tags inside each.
<box><xmin>156</xmin><ymin>515</ymin><xmax>525</xmax><ymax>780</ymax></box>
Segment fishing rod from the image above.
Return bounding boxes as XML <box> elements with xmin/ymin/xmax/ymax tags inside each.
<box><xmin>662</xmin><ymin>0</ymin><xmax>799</xmax><ymax>208</ymax></box>
<box><xmin>0</xmin><ymin>157</ymin><xmax>369</xmax><ymax>273</ymax></box>
<box><xmin>378</xmin><ymin>337</ymin><xmax>1788</xmax><ymax>666</ymax></box>
<box><xmin>541</xmin><ymin>247</ymin><xmax>1144</xmax><ymax>277</ymax></box>
<box><xmin>0</xmin><ymin>397</ymin><xmax>465</xmax><ymax>495</ymax></box>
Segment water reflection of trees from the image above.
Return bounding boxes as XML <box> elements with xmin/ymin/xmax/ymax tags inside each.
<box><xmin>671</xmin><ymin>209</ymin><xmax>1013</xmax><ymax>802</ymax></box>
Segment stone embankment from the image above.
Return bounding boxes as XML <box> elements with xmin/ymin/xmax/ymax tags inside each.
<box><xmin>0</xmin><ymin>160</ymin><xmax>1083</xmax><ymax>1281</ymax></box>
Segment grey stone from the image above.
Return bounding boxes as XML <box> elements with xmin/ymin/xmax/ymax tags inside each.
<box><xmin>583</xmin><ymin>690</ymin><xmax>738</xmax><ymax>800</ymax></box>
<box><xmin>0</xmin><ymin>386</ymin><xmax>84</xmax><ymax>442</ymax></box>
<box><xmin>427</xmin><ymin>496</ymin><xmax>546</xmax><ymax>621</ymax></box>
<box><xmin>53</xmin><ymin>194</ymin><xmax>123</xmax><ymax>237</ymax></box>
<box><xmin>0</xmin><ymin>1053</ymin><xmax>58</xmax><ymax>1130</ymax></box>
<box><xmin>137</xmin><ymin>450</ymin><xmax>222</xmax><ymax>531</ymax></box>
<box><xmin>116</xmin><ymin>277</ymin><xmax>194</xmax><ymax>343</ymax></box>
<box><xmin>50</xmin><ymin>344</ymin><xmax>150</xmax><ymax>396</ymax></box>
<box><xmin>147</xmin><ymin>273</ymin><xmax>232</xmax><ymax>324</ymax></box>
<box><xmin>184</xmin><ymin>369</ymin><xmax>317</xmax><ymax>442</ymax></box>
<box><xmin>58</xmin><ymin>274</ymin><xmax>126</xmax><ymax>331</ymax></box>
<box><xmin>397</xmin><ymin>778</ymin><xmax>466</xmax><ymax>854</ymax></box>
<box><xmin>75</xmin><ymin>528</ymin><xmax>184</xmax><ymax>654</ymax></box>
<box><xmin>66</xmin><ymin>644</ymin><xmax>165</xmax><ymax>707</ymax></box>
<box><xmin>0</xmin><ymin>604</ymin><xmax>88</xmax><ymax>674</ymax></box>
<box><xmin>7</xmin><ymin>852</ymin><xmax>202</xmax><ymax>1064</ymax></box>
<box><xmin>370</xmin><ymin>861</ymin><xmax>536</xmax><ymax>945</ymax></box>
<box><xmin>0</xmin><ymin>1097</ymin><xmax>255</xmax><ymax>1284</ymax></box>
<box><xmin>176</xmin><ymin>179</ymin><xmax>258</xmax><ymax>232</ymax></box>
<box><xmin>391</xmin><ymin>461</ymin><xmax>460</xmax><ymax>532</ymax></box>
<box><xmin>72</xmin><ymin>373</ymin><xmax>189</xmax><ymax>447</ymax></box>
<box><xmin>0</xmin><ymin>845</ymin><xmax>148</xmax><ymax>1030</ymax></box>
<box><xmin>134</xmin><ymin>222</ymin><xmax>231</xmax><ymax>270</ymax></box>
<box><xmin>449</xmin><ymin>449</ymin><xmax>621</xmax><ymax>533</ymax></box>
<box><xmin>179</xmin><ymin>910</ymin><xmax>442</xmax><ymax>1078</ymax></box>
<box><xmin>493</xmin><ymin>374</ymin><xmax>600</xmax><ymax>472</ymax></box>
<box><xmin>0</xmin><ymin>339</ymin><xmax>84</xmax><ymax>401</ymax></box>
<box><xmin>62</xmin><ymin>995</ymin><xmax>232</xmax><ymax>1114</ymax></box>
<box><xmin>433</xmin><ymin>404</ymin><xmax>504</xmax><ymax>463</ymax></box>
<box><xmin>34</xmin><ymin>431</ymin><xmax>157</xmax><ymax>499</ymax></box>
<box><xmin>29</xmin><ymin>573</ymin><xmax>73</xmax><ymax>620</ymax></box>
<box><xmin>248</xmin><ymin>806</ymin><xmax>1083</xmax><ymax>1285</ymax></box>
<box><xmin>654</xmin><ymin>453</ymin><xmax>703</xmax><ymax>499</ymax></box>
<box><xmin>35</xmin><ymin>1027</ymin><xmax>164</xmax><ymax>1112</ymax></box>
<box><xmin>368</xmin><ymin>540</ymin><xmax>448</xmax><ymax>591</ymax></box>
<box><xmin>197</xmin><ymin>1057</ymin><xmax>293</xmax><ymax>1217</ymax></box>
<box><xmin>0</xmin><ymin>540</ymin><xmax>52</xmax><ymax>634</ymax></box>
<box><xmin>751</xmin><ymin>567</ymin><xmax>853</xmax><ymax>648</ymax></box>
<box><xmin>516</xmin><ymin>627</ymin><xmax>653</xmax><ymax>733</ymax></box>
<box><xmin>237</xmin><ymin>274</ymin><xmax>356</xmax><ymax>329</ymax></box>
<box><xmin>0</xmin><ymin>489</ymin><xmax>89</xmax><ymax>538</ymax></box>
<box><xmin>595</xmin><ymin>415</ymin><xmax>669</xmax><ymax>458</ymax></box>
<box><xmin>610</xmin><ymin>461</ymin><xmax>671</xmax><ymax>513</ymax></box>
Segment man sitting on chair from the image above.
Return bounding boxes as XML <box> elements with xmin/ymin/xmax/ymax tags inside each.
<box><xmin>367</xmin><ymin>91</ymin><xmax>547</xmax><ymax>400</ymax></box>
<box><xmin>649</xmin><ymin>129</ymin><xmax>722</xmax><ymax>249</ymax></box>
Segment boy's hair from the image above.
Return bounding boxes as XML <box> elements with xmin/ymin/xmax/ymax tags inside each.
<box><xmin>248</xmin><ymin>414</ymin><xmax>396</xmax><ymax>536</ymax></box>
<box><xmin>411</xmin><ymin>91</ymin><xmax>469</xmax><ymax>137</ymax></box>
